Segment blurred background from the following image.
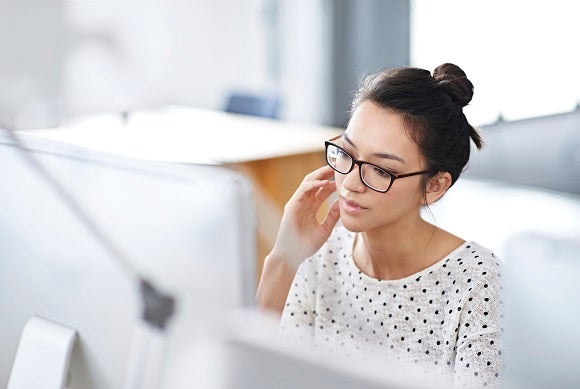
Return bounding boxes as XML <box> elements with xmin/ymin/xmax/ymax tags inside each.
<box><xmin>2</xmin><ymin>0</ymin><xmax>579</xmax><ymax>193</ymax></box>
<box><xmin>2</xmin><ymin>0</ymin><xmax>578</xmax><ymax>128</ymax></box>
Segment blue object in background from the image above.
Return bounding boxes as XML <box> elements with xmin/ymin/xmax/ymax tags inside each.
<box><xmin>224</xmin><ymin>92</ymin><xmax>281</xmax><ymax>119</ymax></box>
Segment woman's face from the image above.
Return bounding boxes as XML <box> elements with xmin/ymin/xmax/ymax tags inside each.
<box><xmin>335</xmin><ymin>101</ymin><xmax>427</xmax><ymax>233</ymax></box>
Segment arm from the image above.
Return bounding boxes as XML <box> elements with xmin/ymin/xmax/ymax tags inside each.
<box><xmin>256</xmin><ymin>253</ymin><xmax>297</xmax><ymax>313</ymax></box>
<box><xmin>256</xmin><ymin>165</ymin><xmax>340</xmax><ymax>314</ymax></box>
<box><xmin>279</xmin><ymin>269</ymin><xmax>316</xmax><ymax>339</ymax></box>
<box><xmin>454</xmin><ymin>262</ymin><xmax>503</xmax><ymax>388</ymax></box>
<box><xmin>454</xmin><ymin>331</ymin><xmax>502</xmax><ymax>388</ymax></box>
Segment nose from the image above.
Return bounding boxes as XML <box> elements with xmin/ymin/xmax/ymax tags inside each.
<box><xmin>341</xmin><ymin>163</ymin><xmax>366</xmax><ymax>192</ymax></box>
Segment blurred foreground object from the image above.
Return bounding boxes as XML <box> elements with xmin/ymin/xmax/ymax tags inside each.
<box><xmin>503</xmin><ymin>234</ymin><xmax>580</xmax><ymax>388</ymax></box>
<box><xmin>0</xmin><ymin>129</ymin><xmax>256</xmax><ymax>388</ymax></box>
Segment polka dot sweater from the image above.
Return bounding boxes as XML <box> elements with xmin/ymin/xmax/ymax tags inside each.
<box><xmin>281</xmin><ymin>226</ymin><xmax>503</xmax><ymax>388</ymax></box>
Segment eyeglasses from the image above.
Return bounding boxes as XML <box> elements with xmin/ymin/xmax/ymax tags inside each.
<box><xmin>325</xmin><ymin>136</ymin><xmax>432</xmax><ymax>193</ymax></box>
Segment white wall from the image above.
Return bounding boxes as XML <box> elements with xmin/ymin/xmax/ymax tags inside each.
<box><xmin>0</xmin><ymin>0</ymin><xmax>273</xmax><ymax>128</ymax></box>
<box><xmin>64</xmin><ymin>0</ymin><xmax>273</xmax><ymax>117</ymax></box>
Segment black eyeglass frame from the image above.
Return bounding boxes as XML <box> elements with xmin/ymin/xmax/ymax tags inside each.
<box><xmin>324</xmin><ymin>135</ymin><xmax>432</xmax><ymax>193</ymax></box>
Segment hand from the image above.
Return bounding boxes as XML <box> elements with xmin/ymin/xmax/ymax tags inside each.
<box><xmin>270</xmin><ymin>165</ymin><xmax>340</xmax><ymax>269</ymax></box>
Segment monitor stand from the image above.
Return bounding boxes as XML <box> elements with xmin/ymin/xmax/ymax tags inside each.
<box><xmin>8</xmin><ymin>316</ymin><xmax>77</xmax><ymax>389</ymax></box>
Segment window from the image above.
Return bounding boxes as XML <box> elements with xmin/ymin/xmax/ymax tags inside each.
<box><xmin>411</xmin><ymin>0</ymin><xmax>580</xmax><ymax>126</ymax></box>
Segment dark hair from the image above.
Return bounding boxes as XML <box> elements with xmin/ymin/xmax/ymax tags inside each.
<box><xmin>351</xmin><ymin>63</ymin><xmax>483</xmax><ymax>190</ymax></box>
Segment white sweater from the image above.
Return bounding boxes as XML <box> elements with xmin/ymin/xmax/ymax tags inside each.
<box><xmin>281</xmin><ymin>226</ymin><xmax>503</xmax><ymax>388</ymax></box>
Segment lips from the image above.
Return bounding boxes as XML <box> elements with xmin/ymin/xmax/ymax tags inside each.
<box><xmin>339</xmin><ymin>196</ymin><xmax>368</xmax><ymax>214</ymax></box>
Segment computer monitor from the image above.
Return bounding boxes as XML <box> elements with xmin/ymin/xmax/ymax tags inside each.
<box><xmin>502</xmin><ymin>234</ymin><xmax>580</xmax><ymax>388</ymax></box>
<box><xmin>218</xmin><ymin>310</ymin><xmax>448</xmax><ymax>389</ymax></box>
<box><xmin>0</xmin><ymin>129</ymin><xmax>256</xmax><ymax>388</ymax></box>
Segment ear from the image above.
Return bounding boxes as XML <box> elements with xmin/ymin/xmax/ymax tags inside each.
<box><xmin>424</xmin><ymin>172</ymin><xmax>453</xmax><ymax>205</ymax></box>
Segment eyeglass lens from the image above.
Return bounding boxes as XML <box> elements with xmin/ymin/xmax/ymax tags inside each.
<box><xmin>326</xmin><ymin>144</ymin><xmax>392</xmax><ymax>192</ymax></box>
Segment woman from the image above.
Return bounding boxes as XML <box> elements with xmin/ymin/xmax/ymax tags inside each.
<box><xmin>256</xmin><ymin>63</ymin><xmax>502</xmax><ymax>387</ymax></box>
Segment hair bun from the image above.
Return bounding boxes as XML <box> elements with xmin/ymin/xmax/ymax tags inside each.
<box><xmin>433</xmin><ymin>63</ymin><xmax>473</xmax><ymax>107</ymax></box>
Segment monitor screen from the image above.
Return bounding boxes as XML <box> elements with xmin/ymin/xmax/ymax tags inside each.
<box><xmin>0</xmin><ymin>129</ymin><xmax>256</xmax><ymax>388</ymax></box>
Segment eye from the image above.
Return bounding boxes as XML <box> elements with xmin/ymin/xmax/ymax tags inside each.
<box><xmin>372</xmin><ymin>165</ymin><xmax>394</xmax><ymax>178</ymax></box>
<box><xmin>337</xmin><ymin>148</ymin><xmax>350</xmax><ymax>159</ymax></box>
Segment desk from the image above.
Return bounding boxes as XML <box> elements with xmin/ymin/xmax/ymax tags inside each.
<box><xmin>22</xmin><ymin>106</ymin><xmax>343</xmax><ymax>282</ymax></box>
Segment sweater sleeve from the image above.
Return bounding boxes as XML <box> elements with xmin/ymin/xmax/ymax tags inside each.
<box><xmin>453</xmin><ymin>259</ymin><xmax>504</xmax><ymax>388</ymax></box>
<box><xmin>280</xmin><ymin>264</ymin><xmax>317</xmax><ymax>340</ymax></box>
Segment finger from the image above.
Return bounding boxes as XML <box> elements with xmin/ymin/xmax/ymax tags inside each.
<box><xmin>289</xmin><ymin>166</ymin><xmax>334</xmax><ymax>204</ymax></box>
<box><xmin>296</xmin><ymin>179</ymin><xmax>331</xmax><ymax>196</ymax></box>
<box><xmin>286</xmin><ymin>180</ymin><xmax>329</xmax><ymax>209</ymax></box>
<box><xmin>304</xmin><ymin>165</ymin><xmax>334</xmax><ymax>181</ymax></box>
<box><xmin>320</xmin><ymin>200</ymin><xmax>340</xmax><ymax>233</ymax></box>
<box><xmin>314</xmin><ymin>181</ymin><xmax>337</xmax><ymax>201</ymax></box>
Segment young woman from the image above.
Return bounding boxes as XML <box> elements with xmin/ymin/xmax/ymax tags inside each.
<box><xmin>256</xmin><ymin>63</ymin><xmax>502</xmax><ymax>387</ymax></box>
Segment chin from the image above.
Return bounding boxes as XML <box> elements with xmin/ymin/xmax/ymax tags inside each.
<box><xmin>339</xmin><ymin>215</ymin><xmax>367</xmax><ymax>233</ymax></box>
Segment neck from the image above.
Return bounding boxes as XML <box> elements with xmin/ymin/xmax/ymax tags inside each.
<box><xmin>353</xmin><ymin>217</ymin><xmax>440</xmax><ymax>280</ymax></box>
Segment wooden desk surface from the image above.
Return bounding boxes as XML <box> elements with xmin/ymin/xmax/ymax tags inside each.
<box><xmin>22</xmin><ymin>106</ymin><xmax>343</xmax><ymax>283</ymax></box>
<box><xmin>23</xmin><ymin>105</ymin><xmax>342</xmax><ymax>164</ymax></box>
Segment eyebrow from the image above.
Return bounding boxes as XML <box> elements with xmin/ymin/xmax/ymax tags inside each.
<box><xmin>343</xmin><ymin>133</ymin><xmax>405</xmax><ymax>163</ymax></box>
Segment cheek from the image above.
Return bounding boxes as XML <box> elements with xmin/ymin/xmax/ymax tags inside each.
<box><xmin>334</xmin><ymin>171</ymin><xmax>345</xmax><ymax>187</ymax></box>
<box><xmin>366</xmin><ymin>191</ymin><xmax>421</xmax><ymax>228</ymax></box>
<box><xmin>380</xmin><ymin>180</ymin><xmax>424</xmax><ymax>206</ymax></box>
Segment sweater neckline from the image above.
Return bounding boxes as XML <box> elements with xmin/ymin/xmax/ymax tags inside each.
<box><xmin>346</xmin><ymin>232</ymin><xmax>473</xmax><ymax>285</ymax></box>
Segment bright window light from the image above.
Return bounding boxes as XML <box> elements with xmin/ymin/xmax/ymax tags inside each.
<box><xmin>411</xmin><ymin>0</ymin><xmax>580</xmax><ymax>126</ymax></box>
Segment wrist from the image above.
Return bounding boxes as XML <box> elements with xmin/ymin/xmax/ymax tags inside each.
<box><xmin>266</xmin><ymin>247</ymin><xmax>308</xmax><ymax>272</ymax></box>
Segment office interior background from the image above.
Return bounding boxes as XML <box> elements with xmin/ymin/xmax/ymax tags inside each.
<box><xmin>3</xmin><ymin>0</ymin><xmax>579</xmax><ymax>128</ymax></box>
<box><xmin>1</xmin><ymin>0</ymin><xmax>580</xmax><ymax>388</ymax></box>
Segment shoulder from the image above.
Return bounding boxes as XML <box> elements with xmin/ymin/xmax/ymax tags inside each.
<box><xmin>449</xmin><ymin>241</ymin><xmax>503</xmax><ymax>309</ymax></box>
<box><xmin>466</xmin><ymin>241</ymin><xmax>502</xmax><ymax>279</ymax></box>
<box><xmin>440</xmin><ymin>241</ymin><xmax>503</xmax><ymax>299</ymax></box>
<box><xmin>449</xmin><ymin>241</ymin><xmax>502</xmax><ymax>274</ymax></box>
